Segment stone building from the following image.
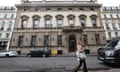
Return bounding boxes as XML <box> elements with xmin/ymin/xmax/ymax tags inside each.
<box><xmin>101</xmin><ymin>6</ymin><xmax>120</xmax><ymax>41</ymax></box>
<box><xmin>0</xmin><ymin>6</ymin><xmax>16</xmax><ymax>51</ymax></box>
<box><xmin>10</xmin><ymin>0</ymin><xmax>106</xmax><ymax>54</ymax></box>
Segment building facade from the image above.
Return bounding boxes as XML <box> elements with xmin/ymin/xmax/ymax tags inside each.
<box><xmin>101</xmin><ymin>6</ymin><xmax>120</xmax><ymax>41</ymax></box>
<box><xmin>10</xmin><ymin>0</ymin><xmax>106</xmax><ymax>54</ymax></box>
<box><xmin>0</xmin><ymin>6</ymin><xmax>16</xmax><ymax>51</ymax></box>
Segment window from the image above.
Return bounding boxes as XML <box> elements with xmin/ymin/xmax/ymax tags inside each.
<box><xmin>104</xmin><ymin>14</ymin><xmax>107</xmax><ymax>18</ymax></box>
<box><xmin>35</xmin><ymin>8</ymin><xmax>39</xmax><ymax>11</ymax></box>
<box><xmin>46</xmin><ymin>8</ymin><xmax>50</xmax><ymax>10</ymax></box>
<box><xmin>95</xmin><ymin>34</ymin><xmax>100</xmax><ymax>45</ymax></box>
<box><xmin>33</xmin><ymin>19</ymin><xmax>39</xmax><ymax>28</ymax></box>
<box><xmin>90</xmin><ymin>8</ymin><xmax>94</xmax><ymax>11</ymax></box>
<box><xmin>108</xmin><ymin>32</ymin><xmax>111</xmax><ymax>39</ymax></box>
<box><xmin>106</xmin><ymin>23</ymin><xmax>110</xmax><ymax>30</ymax></box>
<box><xmin>112</xmin><ymin>23</ymin><xmax>117</xmax><ymax>30</ymax></box>
<box><xmin>80</xmin><ymin>18</ymin><xmax>85</xmax><ymax>27</ymax></box>
<box><xmin>68</xmin><ymin>8</ymin><xmax>72</xmax><ymax>11</ymax></box>
<box><xmin>91</xmin><ymin>18</ymin><xmax>97</xmax><ymax>27</ymax></box>
<box><xmin>24</xmin><ymin>8</ymin><xmax>27</xmax><ymax>11</ymax></box>
<box><xmin>18</xmin><ymin>36</ymin><xmax>24</xmax><ymax>48</ymax></box>
<box><xmin>45</xmin><ymin>19</ymin><xmax>52</xmax><ymax>28</ymax></box>
<box><xmin>6</xmin><ymin>33</ymin><xmax>9</xmax><ymax>38</ymax></box>
<box><xmin>0</xmin><ymin>33</ymin><xmax>1</xmax><ymax>38</ymax></box>
<box><xmin>115</xmin><ymin>32</ymin><xmax>118</xmax><ymax>37</ymax></box>
<box><xmin>57</xmin><ymin>19</ymin><xmax>62</xmax><ymax>28</ymax></box>
<box><xmin>79</xmin><ymin>8</ymin><xmax>84</xmax><ymax>10</ymax></box>
<box><xmin>44</xmin><ymin>35</ymin><xmax>49</xmax><ymax>46</ymax></box>
<box><xmin>110</xmin><ymin>14</ymin><xmax>113</xmax><ymax>18</ymax></box>
<box><xmin>57</xmin><ymin>35</ymin><xmax>62</xmax><ymax>46</ymax></box>
<box><xmin>7</xmin><ymin>21</ymin><xmax>12</xmax><ymax>30</ymax></box>
<box><xmin>69</xmin><ymin>18</ymin><xmax>74</xmax><ymax>27</ymax></box>
<box><xmin>21</xmin><ymin>19</ymin><xmax>27</xmax><ymax>29</ymax></box>
<box><xmin>82</xmin><ymin>35</ymin><xmax>88</xmax><ymax>45</ymax></box>
<box><xmin>116</xmin><ymin>14</ymin><xmax>119</xmax><ymax>18</ymax></box>
<box><xmin>31</xmin><ymin>35</ymin><xmax>36</xmax><ymax>47</ymax></box>
<box><xmin>11</xmin><ymin>14</ymin><xmax>14</xmax><ymax>18</ymax></box>
<box><xmin>57</xmin><ymin>8</ymin><xmax>62</xmax><ymax>11</ymax></box>
<box><xmin>1</xmin><ymin>21</ymin><xmax>5</xmax><ymax>30</ymax></box>
<box><xmin>4</xmin><ymin>14</ymin><xmax>7</xmax><ymax>18</ymax></box>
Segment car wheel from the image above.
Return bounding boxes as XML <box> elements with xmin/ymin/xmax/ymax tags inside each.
<box><xmin>6</xmin><ymin>54</ymin><xmax>9</xmax><ymax>57</ymax></box>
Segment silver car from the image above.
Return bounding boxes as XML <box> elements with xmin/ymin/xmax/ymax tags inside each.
<box><xmin>0</xmin><ymin>51</ymin><xmax>18</xmax><ymax>57</ymax></box>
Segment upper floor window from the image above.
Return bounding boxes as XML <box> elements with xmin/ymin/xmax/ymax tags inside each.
<box><xmin>57</xmin><ymin>8</ymin><xmax>62</xmax><ymax>11</ymax></box>
<box><xmin>68</xmin><ymin>8</ymin><xmax>73</xmax><ymax>11</ymax></box>
<box><xmin>21</xmin><ymin>19</ymin><xmax>27</xmax><ymax>29</ymax></box>
<box><xmin>108</xmin><ymin>32</ymin><xmax>111</xmax><ymax>39</ymax></box>
<box><xmin>6</xmin><ymin>33</ymin><xmax>9</xmax><ymax>38</ymax></box>
<box><xmin>11</xmin><ymin>14</ymin><xmax>14</xmax><ymax>18</ymax></box>
<box><xmin>90</xmin><ymin>15</ymin><xmax>97</xmax><ymax>28</ymax></box>
<box><xmin>115</xmin><ymin>32</ymin><xmax>118</xmax><ymax>37</ymax></box>
<box><xmin>45</xmin><ymin>15</ymin><xmax>52</xmax><ymax>28</ymax></box>
<box><xmin>79</xmin><ymin>15</ymin><xmax>86</xmax><ymax>27</ymax></box>
<box><xmin>4</xmin><ymin>14</ymin><xmax>7</xmax><ymax>18</ymax></box>
<box><xmin>104</xmin><ymin>14</ymin><xmax>107</xmax><ymax>18</ymax></box>
<box><xmin>91</xmin><ymin>18</ymin><xmax>97</xmax><ymax>27</ymax></box>
<box><xmin>56</xmin><ymin>15</ymin><xmax>63</xmax><ymax>29</ymax></box>
<box><xmin>79</xmin><ymin>8</ymin><xmax>84</xmax><ymax>11</ymax></box>
<box><xmin>33</xmin><ymin>19</ymin><xmax>39</xmax><ymax>28</ymax></box>
<box><xmin>112</xmin><ymin>23</ymin><xmax>117</xmax><ymax>30</ymax></box>
<box><xmin>1</xmin><ymin>21</ymin><xmax>5</xmax><ymax>30</ymax></box>
<box><xmin>110</xmin><ymin>14</ymin><xmax>113</xmax><ymax>18</ymax></box>
<box><xmin>7</xmin><ymin>21</ymin><xmax>12</xmax><ymax>30</ymax></box>
<box><xmin>90</xmin><ymin>8</ymin><xmax>94</xmax><ymax>11</ymax></box>
<box><xmin>46</xmin><ymin>8</ymin><xmax>51</xmax><ymax>11</ymax></box>
<box><xmin>106</xmin><ymin>23</ymin><xmax>110</xmax><ymax>30</ymax></box>
<box><xmin>21</xmin><ymin>15</ymin><xmax>29</xmax><ymax>29</ymax></box>
<box><xmin>32</xmin><ymin>15</ymin><xmax>40</xmax><ymax>29</ymax></box>
<box><xmin>68</xmin><ymin>15</ymin><xmax>75</xmax><ymax>27</ymax></box>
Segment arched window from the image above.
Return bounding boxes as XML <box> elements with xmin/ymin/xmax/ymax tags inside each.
<box><xmin>67</xmin><ymin>15</ymin><xmax>75</xmax><ymax>27</ymax></box>
<box><xmin>90</xmin><ymin>15</ymin><xmax>97</xmax><ymax>28</ymax></box>
<box><xmin>56</xmin><ymin>15</ymin><xmax>64</xmax><ymax>29</ymax></box>
<box><xmin>21</xmin><ymin>15</ymin><xmax>29</xmax><ymax>29</ymax></box>
<box><xmin>79</xmin><ymin>15</ymin><xmax>87</xmax><ymax>27</ymax></box>
<box><xmin>32</xmin><ymin>15</ymin><xmax>40</xmax><ymax>29</ymax></box>
<box><xmin>44</xmin><ymin>15</ymin><xmax>52</xmax><ymax>28</ymax></box>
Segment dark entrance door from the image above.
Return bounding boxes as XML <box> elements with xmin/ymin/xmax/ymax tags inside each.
<box><xmin>69</xmin><ymin>34</ymin><xmax>76</xmax><ymax>52</ymax></box>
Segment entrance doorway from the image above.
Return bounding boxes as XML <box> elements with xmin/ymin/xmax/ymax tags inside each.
<box><xmin>68</xmin><ymin>34</ymin><xmax>76</xmax><ymax>52</ymax></box>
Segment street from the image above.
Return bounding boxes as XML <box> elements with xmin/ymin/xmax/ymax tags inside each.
<box><xmin>0</xmin><ymin>55</ymin><xmax>120</xmax><ymax>72</ymax></box>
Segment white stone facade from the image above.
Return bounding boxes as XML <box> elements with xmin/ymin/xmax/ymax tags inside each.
<box><xmin>0</xmin><ymin>6</ymin><xmax>16</xmax><ymax>51</ymax></box>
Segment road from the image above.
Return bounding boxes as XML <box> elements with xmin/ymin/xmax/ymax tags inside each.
<box><xmin>0</xmin><ymin>56</ymin><xmax>119</xmax><ymax>72</ymax></box>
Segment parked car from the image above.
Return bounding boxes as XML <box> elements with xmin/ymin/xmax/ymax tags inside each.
<box><xmin>27</xmin><ymin>48</ymin><xmax>51</xmax><ymax>57</ymax></box>
<box><xmin>97</xmin><ymin>37</ymin><xmax>120</xmax><ymax>64</ymax></box>
<box><xmin>0</xmin><ymin>50</ymin><xmax>18</xmax><ymax>57</ymax></box>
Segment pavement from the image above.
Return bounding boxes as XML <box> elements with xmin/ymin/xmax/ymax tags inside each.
<box><xmin>17</xmin><ymin>52</ymin><xmax>111</xmax><ymax>72</ymax></box>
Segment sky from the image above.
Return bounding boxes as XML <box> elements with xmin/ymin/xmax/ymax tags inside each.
<box><xmin>0</xmin><ymin>0</ymin><xmax>119</xmax><ymax>6</ymax></box>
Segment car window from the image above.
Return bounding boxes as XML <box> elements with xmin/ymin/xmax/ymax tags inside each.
<box><xmin>115</xmin><ymin>40</ymin><xmax>120</xmax><ymax>50</ymax></box>
<box><xmin>104</xmin><ymin>40</ymin><xmax>118</xmax><ymax>49</ymax></box>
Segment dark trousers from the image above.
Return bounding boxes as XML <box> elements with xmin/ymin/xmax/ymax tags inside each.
<box><xmin>73</xmin><ymin>59</ymin><xmax>88</xmax><ymax>72</ymax></box>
